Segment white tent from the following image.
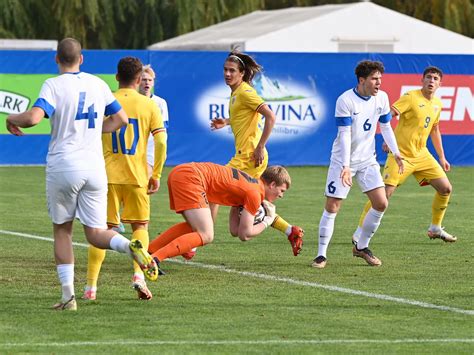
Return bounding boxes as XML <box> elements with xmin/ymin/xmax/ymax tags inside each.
<box><xmin>0</xmin><ymin>39</ymin><xmax>57</xmax><ymax>50</ymax></box>
<box><xmin>148</xmin><ymin>2</ymin><xmax>473</xmax><ymax>54</ymax></box>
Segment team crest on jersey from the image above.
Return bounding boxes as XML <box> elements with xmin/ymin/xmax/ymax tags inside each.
<box><xmin>196</xmin><ymin>73</ymin><xmax>325</xmax><ymax>141</ymax></box>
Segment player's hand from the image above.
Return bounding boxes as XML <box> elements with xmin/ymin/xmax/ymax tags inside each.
<box><xmin>6</xmin><ymin>120</ymin><xmax>24</xmax><ymax>136</ymax></box>
<box><xmin>261</xmin><ymin>200</ymin><xmax>276</xmax><ymax>226</ymax></box>
<box><xmin>439</xmin><ymin>157</ymin><xmax>451</xmax><ymax>172</ymax></box>
<box><xmin>340</xmin><ymin>166</ymin><xmax>352</xmax><ymax>187</ymax></box>
<box><xmin>210</xmin><ymin>118</ymin><xmax>227</xmax><ymax>130</ymax></box>
<box><xmin>288</xmin><ymin>226</ymin><xmax>304</xmax><ymax>256</ymax></box>
<box><xmin>394</xmin><ymin>154</ymin><xmax>404</xmax><ymax>174</ymax></box>
<box><xmin>382</xmin><ymin>141</ymin><xmax>389</xmax><ymax>153</ymax></box>
<box><xmin>252</xmin><ymin>145</ymin><xmax>265</xmax><ymax>167</ymax></box>
<box><xmin>147</xmin><ymin>178</ymin><xmax>160</xmax><ymax>195</ymax></box>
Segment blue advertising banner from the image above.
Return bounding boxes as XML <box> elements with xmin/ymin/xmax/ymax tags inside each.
<box><xmin>1</xmin><ymin>50</ymin><xmax>472</xmax><ymax>166</ymax></box>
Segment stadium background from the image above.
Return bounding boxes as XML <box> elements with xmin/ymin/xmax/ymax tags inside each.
<box><xmin>0</xmin><ymin>50</ymin><xmax>472</xmax><ymax>166</ymax></box>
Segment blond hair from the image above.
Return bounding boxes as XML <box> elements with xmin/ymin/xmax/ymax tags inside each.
<box><xmin>261</xmin><ymin>166</ymin><xmax>291</xmax><ymax>189</ymax></box>
<box><xmin>142</xmin><ymin>64</ymin><xmax>156</xmax><ymax>79</ymax></box>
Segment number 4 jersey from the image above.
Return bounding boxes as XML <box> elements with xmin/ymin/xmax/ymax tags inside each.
<box><xmin>33</xmin><ymin>72</ymin><xmax>122</xmax><ymax>173</ymax></box>
<box><xmin>330</xmin><ymin>88</ymin><xmax>391</xmax><ymax>169</ymax></box>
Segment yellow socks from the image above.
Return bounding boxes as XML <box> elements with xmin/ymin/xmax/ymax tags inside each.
<box><xmin>132</xmin><ymin>229</ymin><xmax>150</xmax><ymax>274</ymax></box>
<box><xmin>86</xmin><ymin>246</ymin><xmax>106</xmax><ymax>288</ymax></box>
<box><xmin>432</xmin><ymin>192</ymin><xmax>450</xmax><ymax>226</ymax></box>
<box><xmin>271</xmin><ymin>215</ymin><xmax>290</xmax><ymax>234</ymax></box>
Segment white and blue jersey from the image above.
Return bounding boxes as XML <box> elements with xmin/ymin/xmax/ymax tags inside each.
<box><xmin>147</xmin><ymin>94</ymin><xmax>169</xmax><ymax>166</ymax></box>
<box><xmin>33</xmin><ymin>72</ymin><xmax>121</xmax><ymax>173</ymax></box>
<box><xmin>330</xmin><ymin>88</ymin><xmax>391</xmax><ymax>169</ymax></box>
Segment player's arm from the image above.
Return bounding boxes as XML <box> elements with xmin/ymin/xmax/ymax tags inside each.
<box><xmin>430</xmin><ymin>124</ymin><xmax>450</xmax><ymax>172</ymax></box>
<box><xmin>235</xmin><ymin>201</ymin><xmax>276</xmax><ymax>241</ymax></box>
<box><xmin>382</xmin><ymin>108</ymin><xmax>399</xmax><ymax>153</ymax></box>
<box><xmin>6</xmin><ymin>107</ymin><xmax>45</xmax><ymax>135</ymax></box>
<box><xmin>253</xmin><ymin>104</ymin><xmax>276</xmax><ymax>167</ymax></box>
<box><xmin>148</xmin><ymin>130</ymin><xmax>167</xmax><ymax>194</ymax></box>
<box><xmin>102</xmin><ymin>108</ymin><xmax>128</xmax><ymax>133</ymax></box>
<box><xmin>379</xmin><ymin>111</ymin><xmax>404</xmax><ymax>174</ymax></box>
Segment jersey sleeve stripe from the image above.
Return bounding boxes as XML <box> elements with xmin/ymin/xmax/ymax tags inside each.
<box><xmin>391</xmin><ymin>105</ymin><xmax>401</xmax><ymax>116</ymax></box>
<box><xmin>336</xmin><ymin>116</ymin><xmax>352</xmax><ymax>126</ymax></box>
<box><xmin>378</xmin><ymin>112</ymin><xmax>392</xmax><ymax>123</ymax></box>
<box><xmin>151</xmin><ymin>128</ymin><xmax>166</xmax><ymax>135</ymax></box>
<box><xmin>33</xmin><ymin>98</ymin><xmax>55</xmax><ymax>118</ymax></box>
<box><xmin>104</xmin><ymin>100</ymin><xmax>122</xmax><ymax>116</ymax></box>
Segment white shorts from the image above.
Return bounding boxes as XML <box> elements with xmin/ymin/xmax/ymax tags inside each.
<box><xmin>46</xmin><ymin>169</ymin><xmax>108</xmax><ymax>228</ymax></box>
<box><xmin>324</xmin><ymin>161</ymin><xmax>384</xmax><ymax>199</ymax></box>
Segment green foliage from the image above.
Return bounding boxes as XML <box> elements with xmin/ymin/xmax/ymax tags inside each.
<box><xmin>0</xmin><ymin>1</ymin><xmax>472</xmax><ymax>49</ymax></box>
<box><xmin>0</xmin><ymin>166</ymin><xmax>473</xmax><ymax>353</ymax></box>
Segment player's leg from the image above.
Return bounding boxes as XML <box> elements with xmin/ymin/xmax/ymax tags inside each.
<box><xmin>152</xmin><ymin>208</ymin><xmax>209</xmax><ymax>262</ymax></box>
<box><xmin>312</xmin><ymin>163</ymin><xmax>350</xmax><ymax>269</ymax></box>
<box><xmin>353</xmin><ymin>154</ymin><xmax>411</xmax><ymax>244</ymax></box>
<box><xmin>52</xmin><ymin>221</ymin><xmax>77</xmax><ymax>311</ymax></box>
<box><xmin>46</xmin><ymin>171</ymin><xmax>81</xmax><ymax>310</ymax></box>
<box><xmin>413</xmin><ymin>155</ymin><xmax>455</xmax><ymax>242</ymax></box>
<box><xmin>353</xmin><ymin>164</ymin><xmax>387</xmax><ymax>266</ymax></box>
<box><xmin>83</xmin><ymin>184</ymin><xmax>121</xmax><ymax>300</ymax></box>
<box><xmin>78</xmin><ymin>172</ymin><xmax>157</xmax><ymax>281</ymax></box>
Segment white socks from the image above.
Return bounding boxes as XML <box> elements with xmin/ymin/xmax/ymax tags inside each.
<box><xmin>318</xmin><ymin>210</ymin><xmax>337</xmax><ymax>257</ymax></box>
<box><xmin>358</xmin><ymin>208</ymin><xmax>384</xmax><ymax>249</ymax></box>
<box><xmin>57</xmin><ymin>264</ymin><xmax>74</xmax><ymax>302</ymax></box>
<box><xmin>109</xmin><ymin>234</ymin><xmax>132</xmax><ymax>255</ymax></box>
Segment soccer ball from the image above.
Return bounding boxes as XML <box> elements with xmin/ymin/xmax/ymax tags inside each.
<box><xmin>239</xmin><ymin>204</ymin><xmax>266</xmax><ymax>225</ymax></box>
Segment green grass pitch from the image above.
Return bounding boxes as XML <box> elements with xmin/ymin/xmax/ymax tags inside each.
<box><xmin>0</xmin><ymin>166</ymin><xmax>472</xmax><ymax>353</ymax></box>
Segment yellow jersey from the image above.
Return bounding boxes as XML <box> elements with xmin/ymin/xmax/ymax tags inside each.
<box><xmin>229</xmin><ymin>82</ymin><xmax>265</xmax><ymax>154</ymax></box>
<box><xmin>392</xmin><ymin>89</ymin><xmax>442</xmax><ymax>158</ymax></box>
<box><xmin>103</xmin><ymin>88</ymin><xmax>165</xmax><ymax>186</ymax></box>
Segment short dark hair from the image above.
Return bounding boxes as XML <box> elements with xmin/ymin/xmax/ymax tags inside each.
<box><xmin>117</xmin><ymin>57</ymin><xmax>143</xmax><ymax>84</ymax></box>
<box><xmin>355</xmin><ymin>60</ymin><xmax>385</xmax><ymax>81</ymax></box>
<box><xmin>57</xmin><ymin>38</ymin><xmax>82</xmax><ymax>65</ymax></box>
<box><xmin>423</xmin><ymin>66</ymin><xmax>443</xmax><ymax>79</ymax></box>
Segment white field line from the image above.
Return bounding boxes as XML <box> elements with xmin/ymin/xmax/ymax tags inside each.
<box><xmin>1</xmin><ymin>229</ymin><xmax>473</xmax><ymax>317</ymax></box>
<box><xmin>1</xmin><ymin>338</ymin><xmax>473</xmax><ymax>348</ymax></box>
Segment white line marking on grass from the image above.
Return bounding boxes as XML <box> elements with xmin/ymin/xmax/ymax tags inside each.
<box><xmin>1</xmin><ymin>338</ymin><xmax>473</xmax><ymax>348</ymax></box>
<box><xmin>1</xmin><ymin>229</ymin><xmax>473</xmax><ymax>316</ymax></box>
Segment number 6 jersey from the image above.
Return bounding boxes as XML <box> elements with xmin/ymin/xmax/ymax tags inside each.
<box><xmin>330</xmin><ymin>88</ymin><xmax>391</xmax><ymax>169</ymax></box>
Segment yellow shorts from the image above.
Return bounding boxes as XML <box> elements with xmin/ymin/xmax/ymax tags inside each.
<box><xmin>383</xmin><ymin>152</ymin><xmax>446</xmax><ymax>187</ymax></box>
<box><xmin>107</xmin><ymin>184</ymin><xmax>150</xmax><ymax>226</ymax></box>
<box><xmin>227</xmin><ymin>150</ymin><xmax>269</xmax><ymax>179</ymax></box>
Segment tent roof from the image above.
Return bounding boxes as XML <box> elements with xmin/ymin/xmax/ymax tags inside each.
<box><xmin>148</xmin><ymin>5</ymin><xmax>346</xmax><ymax>50</ymax></box>
<box><xmin>148</xmin><ymin>3</ymin><xmax>473</xmax><ymax>53</ymax></box>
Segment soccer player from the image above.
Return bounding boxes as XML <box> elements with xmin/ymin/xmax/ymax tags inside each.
<box><xmin>139</xmin><ymin>65</ymin><xmax>169</xmax><ymax>178</ymax></box>
<box><xmin>147</xmin><ymin>163</ymin><xmax>290</xmax><ymax>263</ymax></box>
<box><xmin>5</xmin><ymin>38</ymin><xmax>158</xmax><ymax>310</ymax></box>
<box><xmin>352</xmin><ymin>66</ymin><xmax>456</xmax><ymax>244</ymax></box>
<box><xmin>210</xmin><ymin>51</ymin><xmax>304</xmax><ymax>257</ymax></box>
<box><xmin>83</xmin><ymin>57</ymin><xmax>167</xmax><ymax>301</ymax></box>
<box><xmin>311</xmin><ymin>60</ymin><xmax>404</xmax><ymax>269</ymax></box>
<box><xmin>112</xmin><ymin>64</ymin><xmax>170</xmax><ymax>234</ymax></box>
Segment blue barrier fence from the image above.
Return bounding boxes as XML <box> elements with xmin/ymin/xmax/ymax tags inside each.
<box><xmin>1</xmin><ymin>50</ymin><xmax>472</xmax><ymax>165</ymax></box>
